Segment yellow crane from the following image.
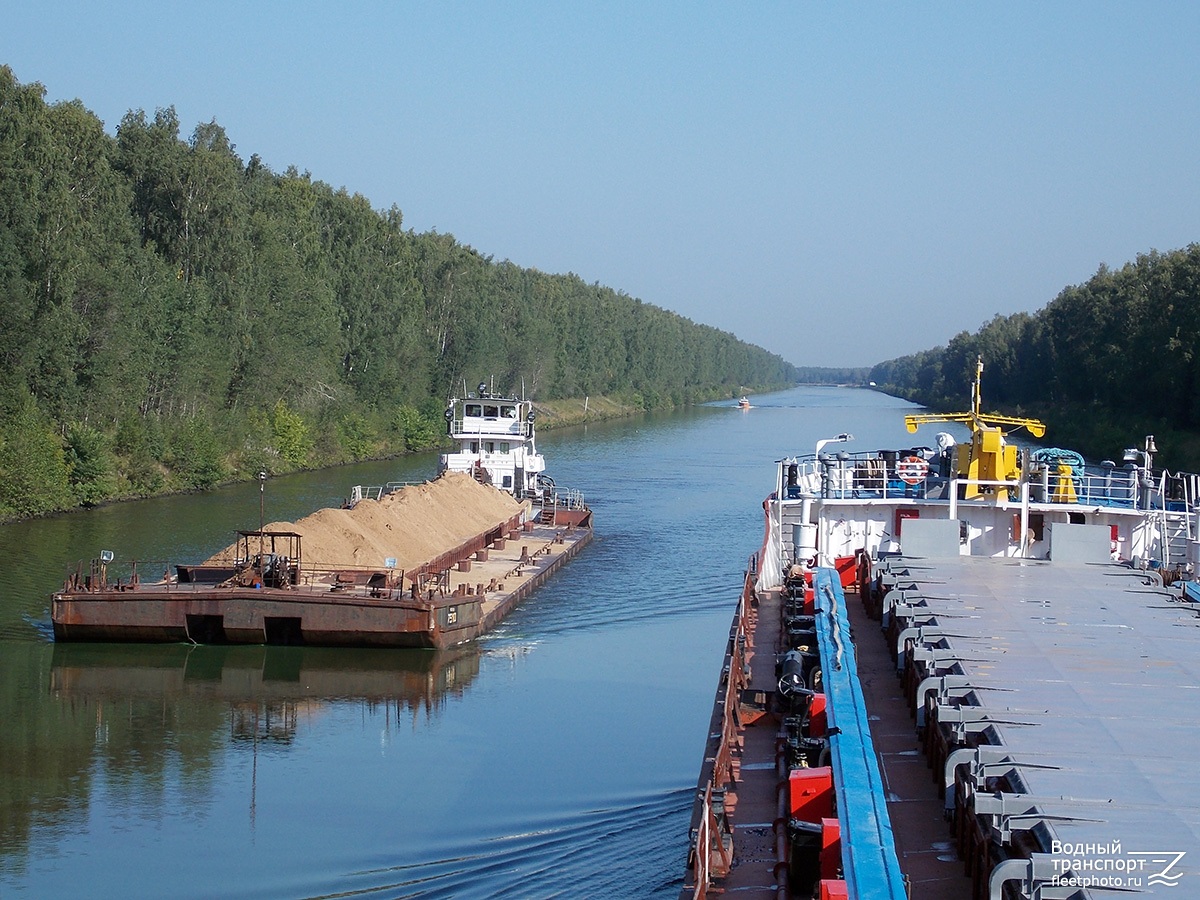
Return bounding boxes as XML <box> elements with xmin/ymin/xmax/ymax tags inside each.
<box><xmin>904</xmin><ymin>357</ymin><xmax>1045</xmax><ymax>500</ymax></box>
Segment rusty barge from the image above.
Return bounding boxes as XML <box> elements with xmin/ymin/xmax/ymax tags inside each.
<box><xmin>52</xmin><ymin>473</ymin><xmax>591</xmax><ymax>650</ymax></box>
<box><xmin>683</xmin><ymin>361</ymin><xmax>1200</xmax><ymax>899</ymax></box>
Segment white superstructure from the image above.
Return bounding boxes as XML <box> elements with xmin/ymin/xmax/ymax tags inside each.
<box><xmin>438</xmin><ymin>383</ymin><xmax>546</xmax><ymax>498</ymax></box>
<box><xmin>757</xmin><ymin>359</ymin><xmax>1200</xmax><ymax>591</ymax></box>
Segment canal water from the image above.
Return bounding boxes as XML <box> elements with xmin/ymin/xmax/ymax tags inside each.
<box><xmin>0</xmin><ymin>386</ymin><xmax>925</xmax><ymax>899</ymax></box>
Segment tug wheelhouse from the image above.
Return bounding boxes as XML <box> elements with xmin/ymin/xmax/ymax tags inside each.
<box><xmin>438</xmin><ymin>382</ymin><xmax>546</xmax><ymax>498</ymax></box>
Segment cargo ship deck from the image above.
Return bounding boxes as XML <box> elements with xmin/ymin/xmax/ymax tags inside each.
<box><xmin>684</xmin><ymin>364</ymin><xmax>1200</xmax><ymax>898</ymax></box>
<box><xmin>877</xmin><ymin>551</ymin><xmax>1200</xmax><ymax>897</ymax></box>
<box><xmin>685</xmin><ymin>543</ymin><xmax>1200</xmax><ymax>899</ymax></box>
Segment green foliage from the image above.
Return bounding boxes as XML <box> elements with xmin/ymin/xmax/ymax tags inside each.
<box><xmin>870</xmin><ymin>244</ymin><xmax>1200</xmax><ymax>468</ymax></box>
<box><xmin>64</xmin><ymin>422</ymin><xmax>117</xmax><ymax>505</ymax></box>
<box><xmin>336</xmin><ymin>413</ymin><xmax>379</xmax><ymax>460</ymax></box>
<box><xmin>112</xmin><ymin>414</ymin><xmax>166</xmax><ymax>494</ymax></box>
<box><xmin>164</xmin><ymin>419</ymin><xmax>225</xmax><ymax>489</ymax></box>
<box><xmin>794</xmin><ymin>367</ymin><xmax>870</xmax><ymax>385</ymax></box>
<box><xmin>270</xmin><ymin>400</ymin><xmax>312</xmax><ymax>469</ymax></box>
<box><xmin>393</xmin><ymin>405</ymin><xmax>438</xmax><ymax>452</ymax></box>
<box><xmin>0</xmin><ymin>394</ymin><xmax>73</xmax><ymax>518</ymax></box>
<box><xmin>0</xmin><ymin>65</ymin><xmax>800</xmax><ymax>519</ymax></box>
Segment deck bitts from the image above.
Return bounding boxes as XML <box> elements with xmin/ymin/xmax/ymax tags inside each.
<box><xmin>882</xmin><ymin>555</ymin><xmax>1200</xmax><ymax>896</ymax></box>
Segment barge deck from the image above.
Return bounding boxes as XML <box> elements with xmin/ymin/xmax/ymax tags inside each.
<box><xmin>687</xmin><ymin>547</ymin><xmax>1200</xmax><ymax>898</ymax></box>
<box><xmin>874</xmin><ymin>549</ymin><xmax>1200</xmax><ymax>898</ymax></box>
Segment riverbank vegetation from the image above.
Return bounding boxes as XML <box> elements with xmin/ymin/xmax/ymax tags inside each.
<box><xmin>794</xmin><ymin>366</ymin><xmax>871</xmax><ymax>385</ymax></box>
<box><xmin>869</xmin><ymin>244</ymin><xmax>1200</xmax><ymax>469</ymax></box>
<box><xmin>0</xmin><ymin>68</ymin><xmax>798</xmax><ymax>520</ymax></box>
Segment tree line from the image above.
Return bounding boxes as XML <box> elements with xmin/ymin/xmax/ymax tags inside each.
<box><xmin>869</xmin><ymin>244</ymin><xmax>1200</xmax><ymax>469</ymax></box>
<box><xmin>0</xmin><ymin>67</ymin><xmax>798</xmax><ymax>519</ymax></box>
<box><xmin>793</xmin><ymin>366</ymin><xmax>871</xmax><ymax>385</ymax></box>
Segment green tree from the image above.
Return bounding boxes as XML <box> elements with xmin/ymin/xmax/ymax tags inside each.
<box><xmin>270</xmin><ymin>400</ymin><xmax>312</xmax><ymax>469</ymax></box>
<box><xmin>0</xmin><ymin>394</ymin><xmax>73</xmax><ymax>517</ymax></box>
<box><xmin>394</xmin><ymin>405</ymin><xmax>438</xmax><ymax>451</ymax></box>
<box><xmin>336</xmin><ymin>412</ymin><xmax>379</xmax><ymax>460</ymax></box>
<box><xmin>165</xmin><ymin>418</ymin><xmax>225</xmax><ymax>489</ymax></box>
<box><xmin>65</xmin><ymin>422</ymin><xmax>116</xmax><ymax>505</ymax></box>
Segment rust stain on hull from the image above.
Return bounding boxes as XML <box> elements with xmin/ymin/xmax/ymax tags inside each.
<box><xmin>53</xmin><ymin>522</ymin><xmax>591</xmax><ymax>650</ymax></box>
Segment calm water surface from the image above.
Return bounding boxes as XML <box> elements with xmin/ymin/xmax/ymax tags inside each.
<box><xmin>0</xmin><ymin>386</ymin><xmax>924</xmax><ymax>898</ymax></box>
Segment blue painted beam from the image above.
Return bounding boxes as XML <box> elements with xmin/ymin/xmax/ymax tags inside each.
<box><xmin>1181</xmin><ymin>580</ymin><xmax>1200</xmax><ymax>605</ymax></box>
<box><xmin>812</xmin><ymin>566</ymin><xmax>907</xmax><ymax>899</ymax></box>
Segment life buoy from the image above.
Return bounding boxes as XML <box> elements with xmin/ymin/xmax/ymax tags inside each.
<box><xmin>897</xmin><ymin>455</ymin><xmax>929</xmax><ymax>485</ymax></box>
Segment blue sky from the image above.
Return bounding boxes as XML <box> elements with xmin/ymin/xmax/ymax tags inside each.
<box><xmin>6</xmin><ymin>3</ymin><xmax>1200</xmax><ymax>367</ymax></box>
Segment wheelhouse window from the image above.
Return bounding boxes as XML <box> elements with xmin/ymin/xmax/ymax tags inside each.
<box><xmin>464</xmin><ymin>404</ymin><xmax>482</xmax><ymax>417</ymax></box>
<box><xmin>501</xmin><ymin>405</ymin><xmax>517</xmax><ymax>418</ymax></box>
<box><xmin>483</xmin><ymin>405</ymin><xmax>500</xmax><ymax>418</ymax></box>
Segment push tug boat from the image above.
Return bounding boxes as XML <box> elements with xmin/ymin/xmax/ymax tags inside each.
<box><xmin>683</xmin><ymin>360</ymin><xmax>1200</xmax><ymax>899</ymax></box>
<box><xmin>435</xmin><ymin>381</ymin><xmax>587</xmax><ymax>525</ymax></box>
<box><xmin>440</xmin><ymin>382</ymin><xmax>546</xmax><ymax>497</ymax></box>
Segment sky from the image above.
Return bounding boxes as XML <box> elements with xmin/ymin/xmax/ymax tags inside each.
<box><xmin>6</xmin><ymin>3</ymin><xmax>1200</xmax><ymax>368</ymax></box>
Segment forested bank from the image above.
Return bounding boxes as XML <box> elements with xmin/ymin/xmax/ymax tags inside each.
<box><xmin>794</xmin><ymin>366</ymin><xmax>871</xmax><ymax>385</ymax></box>
<box><xmin>0</xmin><ymin>67</ymin><xmax>798</xmax><ymax>520</ymax></box>
<box><xmin>869</xmin><ymin>244</ymin><xmax>1200</xmax><ymax>469</ymax></box>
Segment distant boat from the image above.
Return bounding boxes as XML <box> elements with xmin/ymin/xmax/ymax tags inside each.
<box><xmin>737</xmin><ymin>396</ymin><xmax>751</xmax><ymax>410</ymax></box>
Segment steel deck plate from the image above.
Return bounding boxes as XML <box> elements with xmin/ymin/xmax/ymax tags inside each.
<box><xmin>890</xmin><ymin>556</ymin><xmax>1200</xmax><ymax>895</ymax></box>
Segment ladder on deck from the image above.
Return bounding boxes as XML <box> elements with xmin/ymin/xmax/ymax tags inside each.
<box><xmin>1154</xmin><ymin>471</ymin><xmax>1196</xmax><ymax>570</ymax></box>
<box><xmin>1156</xmin><ymin>509</ymin><xmax>1193</xmax><ymax>570</ymax></box>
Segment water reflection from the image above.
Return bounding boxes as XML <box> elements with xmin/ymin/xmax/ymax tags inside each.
<box><xmin>50</xmin><ymin>642</ymin><xmax>481</xmax><ymax>727</ymax></box>
<box><xmin>0</xmin><ymin>643</ymin><xmax>481</xmax><ymax>880</ymax></box>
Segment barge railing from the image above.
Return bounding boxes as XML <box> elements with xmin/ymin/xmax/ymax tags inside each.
<box><xmin>347</xmin><ymin>482</ymin><xmax>420</xmax><ymax>505</ymax></box>
<box><xmin>688</xmin><ymin>560</ymin><xmax>754</xmax><ymax>898</ymax></box>
<box><xmin>62</xmin><ymin>558</ymin><xmax>412</xmax><ymax>600</ymax></box>
<box><xmin>449</xmin><ymin>414</ymin><xmax>533</xmax><ymax>440</ymax></box>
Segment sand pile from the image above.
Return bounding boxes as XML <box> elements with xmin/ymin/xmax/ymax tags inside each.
<box><xmin>204</xmin><ymin>473</ymin><xmax>524</xmax><ymax>572</ymax></box>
